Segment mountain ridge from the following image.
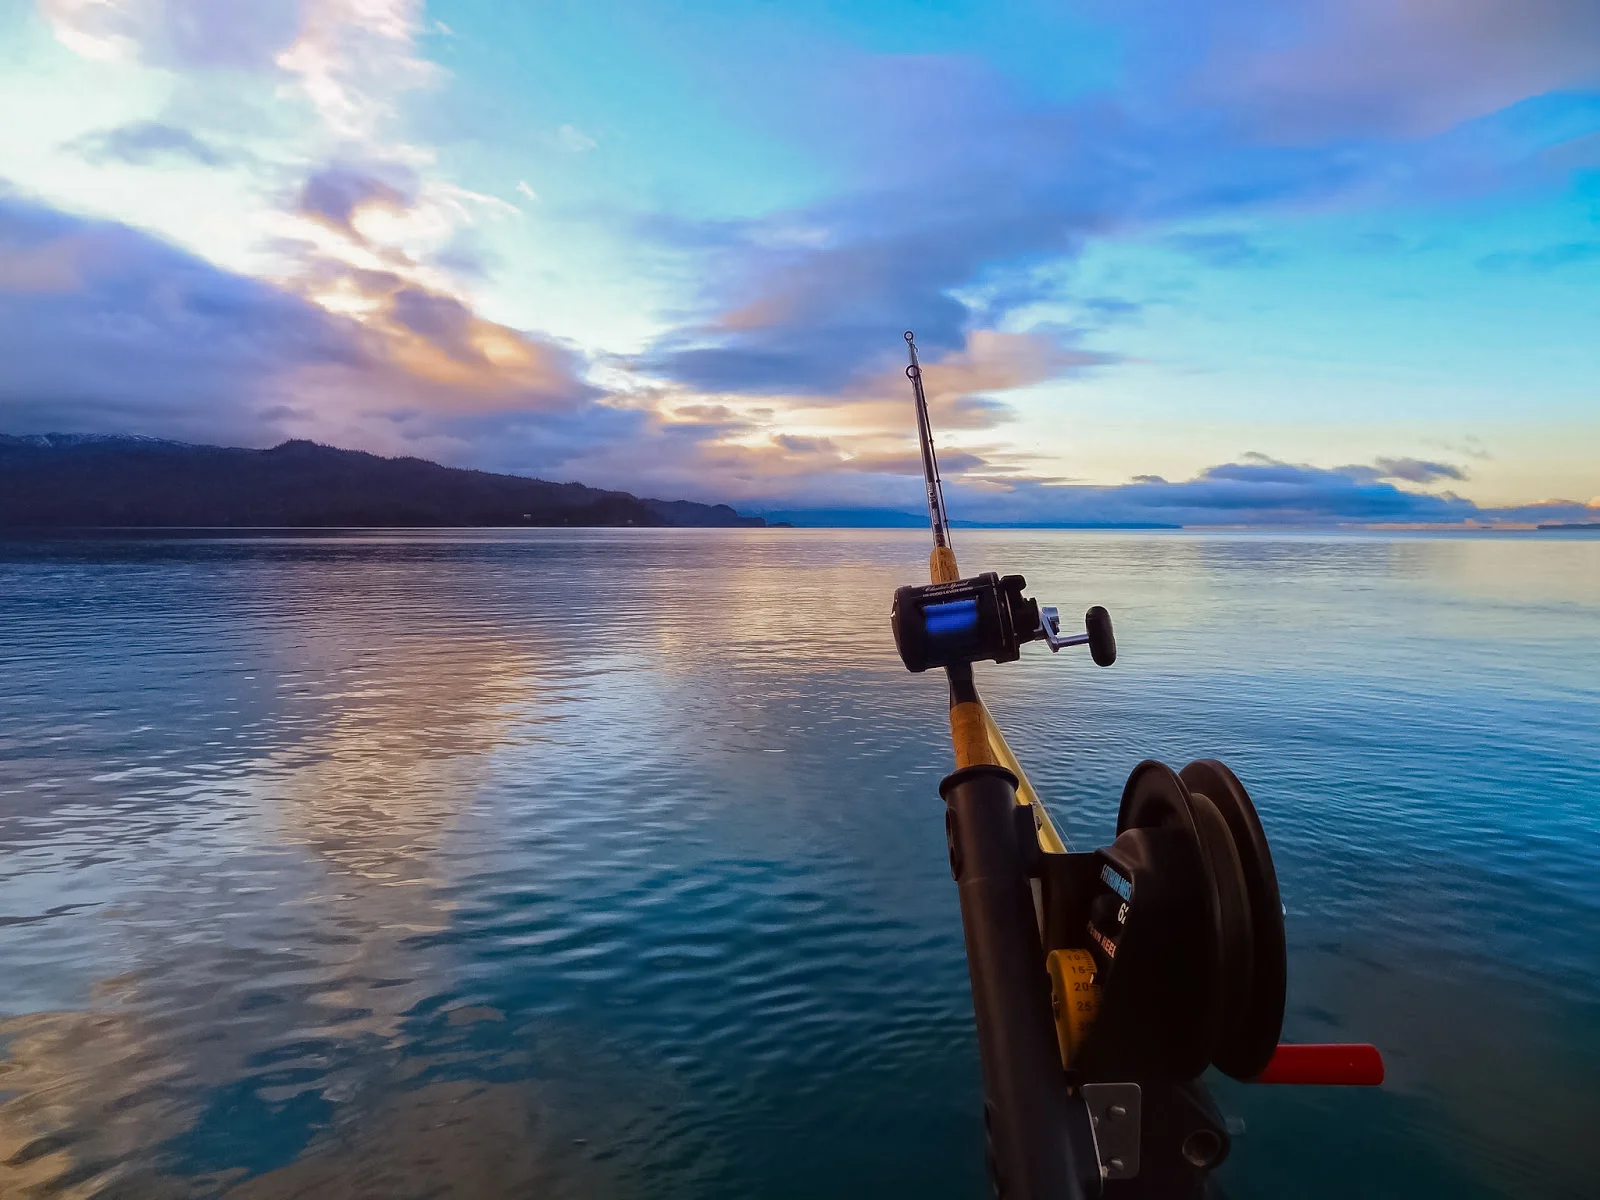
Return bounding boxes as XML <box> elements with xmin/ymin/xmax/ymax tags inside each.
<box><xmin>0</xmin><ymin>435</ymin><xmax>767</xmax><ymax>529</ymax></box>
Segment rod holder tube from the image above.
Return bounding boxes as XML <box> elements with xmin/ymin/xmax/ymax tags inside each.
<box><xmin>940</xmin><ymin>764</ymin><xmax>1102</xmax><ymax>1200</ymax></box>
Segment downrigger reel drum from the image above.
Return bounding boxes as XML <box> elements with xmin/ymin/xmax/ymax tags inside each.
<box><xmin>1060</xmin><ymin>757</ymin><xmax>1287</xmax><ymax>1087</ymax></box>
<box><xmin>890</xmin><ymin>326</ymin><xmax>1382</xmax><ymax>1200</ymax></box>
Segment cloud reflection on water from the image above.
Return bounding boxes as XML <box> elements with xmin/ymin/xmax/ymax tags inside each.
<box><xmin>0</xmin><ymin>530</ymin><xmax>1595</xmax><ymax>1199</ymax></box>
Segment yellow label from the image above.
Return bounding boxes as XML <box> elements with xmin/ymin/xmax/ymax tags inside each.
<box><xmin>1046</xmin><ymin>948</ymin><xmax>1100</xmax><ymax>1067</ymax></box>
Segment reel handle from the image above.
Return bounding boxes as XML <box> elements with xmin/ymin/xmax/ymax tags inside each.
<box><xmin>1041</xmin><ymin>605</ymin><xmax>1116</xmax><ymax>665</ymax></box>
<box><xmin>1251</xmin><ymin>1043</ymin><xmax>1385</xmax><ymax>1086</ymax></box>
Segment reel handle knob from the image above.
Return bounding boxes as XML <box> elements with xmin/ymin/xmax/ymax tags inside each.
<box><xmin>1086</xmin><ymin>605</ymin><xmax>1115</xmax><ymax>666</ymax></box>
<box><xmin>1037</xmin><ymin>605</ymin><xmax>1115</xmax><ymax>665</ymax></box>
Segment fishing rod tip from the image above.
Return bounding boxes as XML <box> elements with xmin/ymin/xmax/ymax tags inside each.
<box><xmin>904</xmin><ymin>329</ymin><xmax>915</xmax><ymax>342</ymax></box>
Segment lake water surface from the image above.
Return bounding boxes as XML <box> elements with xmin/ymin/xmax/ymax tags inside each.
<box><xmin>2</xmin><ymin>529</ymin><xmax>1597</xmax><ymax>1198</ymax></box>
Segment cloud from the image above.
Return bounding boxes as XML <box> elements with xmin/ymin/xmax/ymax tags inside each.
<box><xmin>818</xmin><ymin>329</ymin><xmax>1108</xmax><ymax>433</ymax></box>
<box><xmin>40</xmin><ymin>0</ymin><xmax>468</xmax><ymax>296</ymax></box>
<box><xmin>664</xmin><ymin>402</ymin><xmax>745</xmax><ymax>425</ymax></box>
<box><xmin>20</xmin><ymin>0</ymin><xmax>1600</xmax><ymax>514</ymax></box>
<box><xmin>1370</xmin><ymin>457</ymin><xmax>1469</xmax><ymax>484</ymax></box>
<box><xmin>553</xmin><ymin>124</ymin><xmax>598</xmax><ymax>153</ymax></box>
<box><xmin>614</xmin><ymin>0</ymin><xmax>1600</xmax><ymax>418</ymax></box>
<box><xmin>778</xmin><ymin>457</ymin><xmax>1590</xmax><ymax>527</ymax></box>
<box><xmin>1085</xmin><ymin>297</ymin><xmax>1144</xmax><ymax>321</ymax></box>
<box><xmin>0</xmin><ymin>194</ymin><xmax>602</xmax><ymax>452</ymax></box>
<box><xmin>593</xmin><ymin>327</ymin><xmax>1102</xmax><ymax>503</ymax></box>
<box><xmin>1478</xmin><ymin>241</ymin><xmax>1600</xmax><ymax>272</ymax></box>
<box><xmin>0</xmin><ymin>197</ymin><xmax>1580</xmax><ymax>521</ymax></box>
<box><xmin>275</xmin><ymin>0</ymin><xmax>438</xmax><ymax>139</ymax></box>
<box><xmin>1433</xmin><ymin>435</ymin><xmax>1494</xmax><ymax>462</ymax></box>
<box><xmin>21</xmin><ymin>5</ymin><xmax>641</xmax><ymax>482</ymax></box>
<box><xmin>1164</xmin><ymin>230</ymin><xmax>1283</xmax><ymax>268</ymax></box>
<box><xmin>42</xmin><ymin>1</ymin><xmax>438</xmax><ymax>140</ymax></box>
<box><xmin>1155</xmin><ymin>0</ymin><xmax>1600</xmax><ymax>141</ymax></box>
<box><xmin>637</xmin><ymin>141</ymin><xmax>1130</xmax><ymax>397</ymax></box>
<box><xmin>0</xmin><ymin>191</ymin><xmax>362</xmax><ymax>443</ymax></box>
<box><xmin>298</xmin><ymin>165</ymin><xmax>417</xmax><ymax>244</ymax></box>
<box><xmin>67</xmin><ymin>121</ymin><xmax>229</xmax><ymax>167</ymax></box>
<box><xmin>633</xmin><ymin>30</ymin><xmax>1597</xmax><ymax>402</ymax></box>
<box><xmin>39</xmin><ymin>0</ymin><xmax>306</xmax><ymax>69</ymax></box>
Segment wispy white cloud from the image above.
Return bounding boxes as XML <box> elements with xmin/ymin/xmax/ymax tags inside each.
<box><xmin>38</xmin><ymin>0</ymin><xmax>304</xmax><ymax>68</ymax></box>
<box><xmin>67</xmin><ymin>120</ymin><xmax>231</xmax><ymax>167</ymax></box>
<box><xmin>553</xmin><ymin>123</ymin><xmax>598</xmax><ymax>153</ymax></box>
<box><xmin>34</xmin><ymin>1</ymin><xmax>521</xmax><ymax>346</ymax></box>
<box><xmin>275</xmin><ymin>0</ymin><xmax>437</xmax><ymax>141</ymax></box>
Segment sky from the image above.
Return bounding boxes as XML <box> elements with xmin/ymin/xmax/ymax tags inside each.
<box><xmin>1</xmin><ymin>0</ymin><xmax>1597</xmax><ymax>525</ymax></box>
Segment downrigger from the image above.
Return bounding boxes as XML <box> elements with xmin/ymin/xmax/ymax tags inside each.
<box><xmin>892</xmin><ymin>331</ymin><xmax>1382</xmax><ymax>1199</ymax></box>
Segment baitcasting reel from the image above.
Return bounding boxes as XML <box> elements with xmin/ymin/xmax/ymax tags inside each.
<box><xmin>891</xmin><ymin>572</ymin><xmax>1116</xmax><ymax>673</ymax></box>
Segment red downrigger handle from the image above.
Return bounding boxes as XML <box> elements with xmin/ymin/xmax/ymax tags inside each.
<box><xmin>1251</xmin><ymin>1043</ymin><xmax>1385</xmax><ymax>1085</ymax></box>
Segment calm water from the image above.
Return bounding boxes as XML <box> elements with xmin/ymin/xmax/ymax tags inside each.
<box><xmin>1</xmin><ymin>529</ymin><xmax>1596</xmax><ymax>1199</ymax></box>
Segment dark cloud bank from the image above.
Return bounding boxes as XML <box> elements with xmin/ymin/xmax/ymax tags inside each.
<box><xmin>761</xmin><ymin>457</ymin><xmax>1593</xmax><ymax>528</ymax></box>
<box><xmin>915</xmin><ymin>459</ymin><xmax>1593</xmax><ymax>528</ymax></box>
<box><xmin>0</xmin><ymin>190</ymin><xmax>615</xmax><ymax>463</ymax></box>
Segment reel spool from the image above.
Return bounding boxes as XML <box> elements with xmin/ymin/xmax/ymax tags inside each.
<box><xmin>1178</xmin><ymin>759</ymin><xmax>1286</xmax><ymax>1080</ymax></box>
<box><xmin>1060</xmin><ymin>758</ymin><xmax>1286</xmax><ymax>1083</ymax></box>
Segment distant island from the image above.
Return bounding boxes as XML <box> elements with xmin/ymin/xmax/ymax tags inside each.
<box><xmin>0</xmin><ymin>434</ymin><xmax>769</xmax><ymax>529</ymax></box>
<box><xmin>1537</xmin><ymin>522</ymin><xmax>1600</xmax><ymax>531</ymax></box>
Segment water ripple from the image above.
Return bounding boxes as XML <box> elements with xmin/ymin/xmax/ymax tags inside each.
<box><xmin>0</xmin><ymin>529</ymin><xmax>1595</xmax><ymax>1198</ymax></box>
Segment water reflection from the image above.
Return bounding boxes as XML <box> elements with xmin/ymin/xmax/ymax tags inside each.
<box><xmin>1</xmin><ymin>530</ymin><xmax>1596</xmax><ymax>1198</ymax></box>
<box><xmin>1</xmin><ymin>565</ymin><xmax>560</xmax><ymax>1196</ymax></box>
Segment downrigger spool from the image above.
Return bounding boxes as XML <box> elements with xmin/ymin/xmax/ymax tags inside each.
<box><xmin>892</xmin><ymin>330</ymin><xmax>1382</xmax><ymax>1200</ymax></box>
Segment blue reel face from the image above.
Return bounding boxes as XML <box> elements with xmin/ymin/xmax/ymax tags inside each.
<box><xmin>924</xmin><ymin>598</ymin><xmax>979</xmax><ymax>636</ymax></box>
<box><xmin>891</xmin><ymin>574</ymin><xmax>1030</xmax><ymax>672</ymax></box>
<box><xmin>921</xmin><ymin>597</ymin><xmax>983</xmax><ymax>662</ymax></box>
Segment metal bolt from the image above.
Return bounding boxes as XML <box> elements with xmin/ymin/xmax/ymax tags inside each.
<box><xmin>1108</xmin><ymin>1157</ymin><xmax>1125</xmax><ymax>1173</ymax></box>
<box><xmin>1107</xmin><ymin>1104</ymin><xmax>1127</xmax><ymax>1121</ymax></box>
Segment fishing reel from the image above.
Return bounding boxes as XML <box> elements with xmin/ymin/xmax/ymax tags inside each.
<box><xmin>891</xmin><ymin>572</ymin><xmax>1116</xmax><ymax>673</ymax></box>
<box><xmin>943</xmin><ymin>757</ymin><xmax>1383</xmax><ymax>1194</ymax></box>
<box><xmin>1047</xmin><ymin>758</ymin><xmax>1287</xmax><ymax>1086</ymax></box>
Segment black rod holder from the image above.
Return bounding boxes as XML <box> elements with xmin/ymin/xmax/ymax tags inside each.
<box><xmin>941</xmin><ymin>764</ymin><xmax>1102</xmax><ymax>1200</ymax></box>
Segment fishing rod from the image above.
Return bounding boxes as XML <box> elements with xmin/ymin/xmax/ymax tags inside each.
<box><xmin>891</xmin><ymin>331</ymin><xmax>1383</xmax><ymax>1198</ymax></box>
